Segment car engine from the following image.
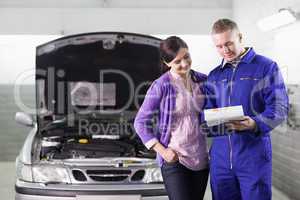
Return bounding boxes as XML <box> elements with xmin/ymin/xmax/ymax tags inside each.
<box><xmin>38</xmin><ymin>115</ymin><xmax>156</xmax><ymax>161</ymax></box>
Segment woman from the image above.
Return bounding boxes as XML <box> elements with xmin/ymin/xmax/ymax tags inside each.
<box><xmin>134</xmin><ymin>36</ymin><xmax>209</xmax><ymax>200</ymax></box>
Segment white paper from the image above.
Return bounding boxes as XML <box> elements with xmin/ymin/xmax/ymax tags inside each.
<box><xmin>204</xmin><ymin>105</ymin><xmax>245</xmax><ymax>127</ymax></box>
<box><xmin>76</xmin><ymin>195</ymin><xmax>141</xmax><ymax>200</ymax></box>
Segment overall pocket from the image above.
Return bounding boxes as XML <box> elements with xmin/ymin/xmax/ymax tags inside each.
<box><xmin>262</xmin><ymin>137</ymin><xmax>272</xmax><ymax>162</ymax></box>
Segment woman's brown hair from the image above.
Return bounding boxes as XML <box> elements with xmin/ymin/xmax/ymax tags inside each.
<box><xmin>159</xmin><ymin>36</ymin><xmax>199</xmax><ymax>82</ymax></box>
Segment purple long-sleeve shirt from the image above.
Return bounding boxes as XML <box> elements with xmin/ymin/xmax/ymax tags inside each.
<box><xmin>167</xmin><ymin>71</ymin><xmax>208</xmax><ymax>170</ymax></box>
<box><xmin>134</xmin><ymin>70</ymin><xmax>207</xmax><ymax>167</ymax></box>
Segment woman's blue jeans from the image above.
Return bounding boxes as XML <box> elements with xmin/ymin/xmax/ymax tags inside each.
<box><xmin>161</xmin><ymin>161</ymin><xmax>209</xmax><ymax>200</ymax></box>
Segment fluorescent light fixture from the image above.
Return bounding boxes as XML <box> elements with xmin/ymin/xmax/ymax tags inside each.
<box><xmin>257</xmin><ymin>8</ymin><xmax>297</xmax><ymax>31</ymax></box>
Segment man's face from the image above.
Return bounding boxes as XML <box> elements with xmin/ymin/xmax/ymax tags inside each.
<box><xmin>212</xmin><ymin>29</ymin><xmax>244</xmax><ymax>62</ymax></box>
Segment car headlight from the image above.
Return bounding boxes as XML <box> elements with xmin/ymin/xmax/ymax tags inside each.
<box><xmin>32</xmin><ymin>165</ymin><xmax>71</xmax><ymax>184</ymax></box>
<box><xmin>143</xmin><ymin>168</ymin><xmax>163</xmax><ymax>183</ymax></box>
<box><xmin>16</xmin><ymin>161</ymin><xmax>33</xmax><ymax>182</ymax></box>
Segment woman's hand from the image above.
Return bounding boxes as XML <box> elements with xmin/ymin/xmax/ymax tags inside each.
<box><xmin>152</xmin><ymin>142</ymin><xmax>179</xmax><ymax>163</ymax></box>
<box><xmin>162</xmin><ymin>148</ymin><xmax>179</xmax><ymax>163</ymax></box>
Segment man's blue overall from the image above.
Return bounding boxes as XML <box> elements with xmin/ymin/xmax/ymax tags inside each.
<box><xmin>205</xmin><ymin>48</ymin><xmax>289</xmax><ymax>200</ymax></box>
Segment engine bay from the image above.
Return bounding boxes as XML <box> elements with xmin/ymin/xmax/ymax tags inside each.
<box><xmin>39</xmin><ymin>134</ymin><xmax>156</xmax><ymax>161</ymax></box>
<box><xmin>38</xmin><ymin>114</ymin><xmax>156</xmax><ymax>161</ymax></box>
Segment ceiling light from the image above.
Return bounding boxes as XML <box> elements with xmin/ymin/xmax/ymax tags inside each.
<box><xmin>257</xmin><ymin>8</ymin><xmax>297</xmax><ymax>32</ymax></box>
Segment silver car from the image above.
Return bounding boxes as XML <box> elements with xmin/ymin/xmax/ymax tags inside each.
<box><xmin>15</xmin><ymin>32</ymin><xmax>168</xmax><ymax>200</ymax></box>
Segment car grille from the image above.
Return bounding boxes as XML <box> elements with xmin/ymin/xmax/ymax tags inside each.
<box><xmin>71</xmin><ymin>168</ymin><xmax>146</xmax><ymax>183</ymax></box>
<box><xmin>87</xmin><ymin>169</ymin><xmax>131</xmax><ymax>182</ymax></box>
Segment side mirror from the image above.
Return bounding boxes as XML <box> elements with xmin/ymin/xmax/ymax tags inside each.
<box><xmin>15</xmin><ymin>112</ymin><xmax>34</xmax><ymax>127</ymax></box>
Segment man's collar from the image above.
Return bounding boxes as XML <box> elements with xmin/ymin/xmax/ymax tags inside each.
<box><xmin>221</xmin><ymin>47</ymin><xmax>255</xmax><ymax>69</ymax></box>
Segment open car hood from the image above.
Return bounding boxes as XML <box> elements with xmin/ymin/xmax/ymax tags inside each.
<box><xmin>35</xmin><ymin>32</ymin><xmax>162</xmax><ymax>131</ymax></box>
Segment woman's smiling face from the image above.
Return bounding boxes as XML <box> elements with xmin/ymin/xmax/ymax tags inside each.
<box><xmin>165</xmin><ymin>48</ymin><xmax>192</xmax><ymax>77</ymax></box>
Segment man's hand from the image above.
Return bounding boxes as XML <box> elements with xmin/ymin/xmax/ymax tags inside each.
<box><xmin>162</xmin><ymin>148</ymin><xmax>179</xmax><ymax>163</ymax></box>
<box><xmin>225</xmin><ymin>116</ymin><xmax>257</xmax><ymax>131</ymax></box>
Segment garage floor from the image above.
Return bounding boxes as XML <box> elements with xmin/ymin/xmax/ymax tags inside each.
<box><xmin>1</xmin><ymin>162</ymin><xmax>291</xmax><ymax>200</ymax></box>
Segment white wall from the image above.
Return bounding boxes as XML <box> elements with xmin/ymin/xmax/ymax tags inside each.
<box><xmin>0</xmin><ymin>8</ymin><xmax>231</xmax><ymax>35</ymax></box>
<box><xmin>273</xmin><ymin>23</ymin><xmax>300</xmax><ymax>84</ymax></box>
<box><xmin>0</xmin><ymin>35</ymin><xmax>61</xmax><ymax>84</ymax></box>
<box><xmin>0</xmin><ymin>0</ymin><xmax>232</xmax><ymax>9</ymax></box>
<box><xmin>233</xmin><ymin>0</ymin><xmax>300</xmax><ymax>84</ymax></box>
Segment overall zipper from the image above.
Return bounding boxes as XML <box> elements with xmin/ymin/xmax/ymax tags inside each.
<box><xmin>228</xmin><ymin>66</ymin><xmax>237</xmax><ymax>170</ymax></box>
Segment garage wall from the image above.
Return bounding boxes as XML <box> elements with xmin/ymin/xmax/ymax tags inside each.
<box><xmin>0</xmin><ymin>8</ymin><xmax>231</xmax><ymax>35</ymax></box>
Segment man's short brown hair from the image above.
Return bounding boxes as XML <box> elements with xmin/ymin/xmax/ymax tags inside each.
<box><xmin>211</xmin><ymin>18</ymin><xmax>239</xmax><ymax>34</ymax></box>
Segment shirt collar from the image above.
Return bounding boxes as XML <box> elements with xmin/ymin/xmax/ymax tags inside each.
<box><xmin>221</xmin><ymin>47</ymin><xmax>252</xmax><ymax>68</ymax></box>
<box><xmin>169</xmin><ymin>70</ymin><xmax>191</xmax><ymax>81</ymax></box>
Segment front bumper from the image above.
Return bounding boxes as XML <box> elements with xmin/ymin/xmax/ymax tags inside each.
<box><xmin>15</xmin><ymin>193</ymin><xmax>168</xmax><ymax>200</ymax></box>
<box><xmin>15</xmin><ymin>180</ymin><xmax>167</xmax><ymax>200</ymax></box>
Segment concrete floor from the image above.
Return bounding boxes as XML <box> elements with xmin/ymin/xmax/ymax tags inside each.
<box><xmin>0</xmin><ymin>162</ymin><xmax>292</xmax><ymax>200</ymax></box>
